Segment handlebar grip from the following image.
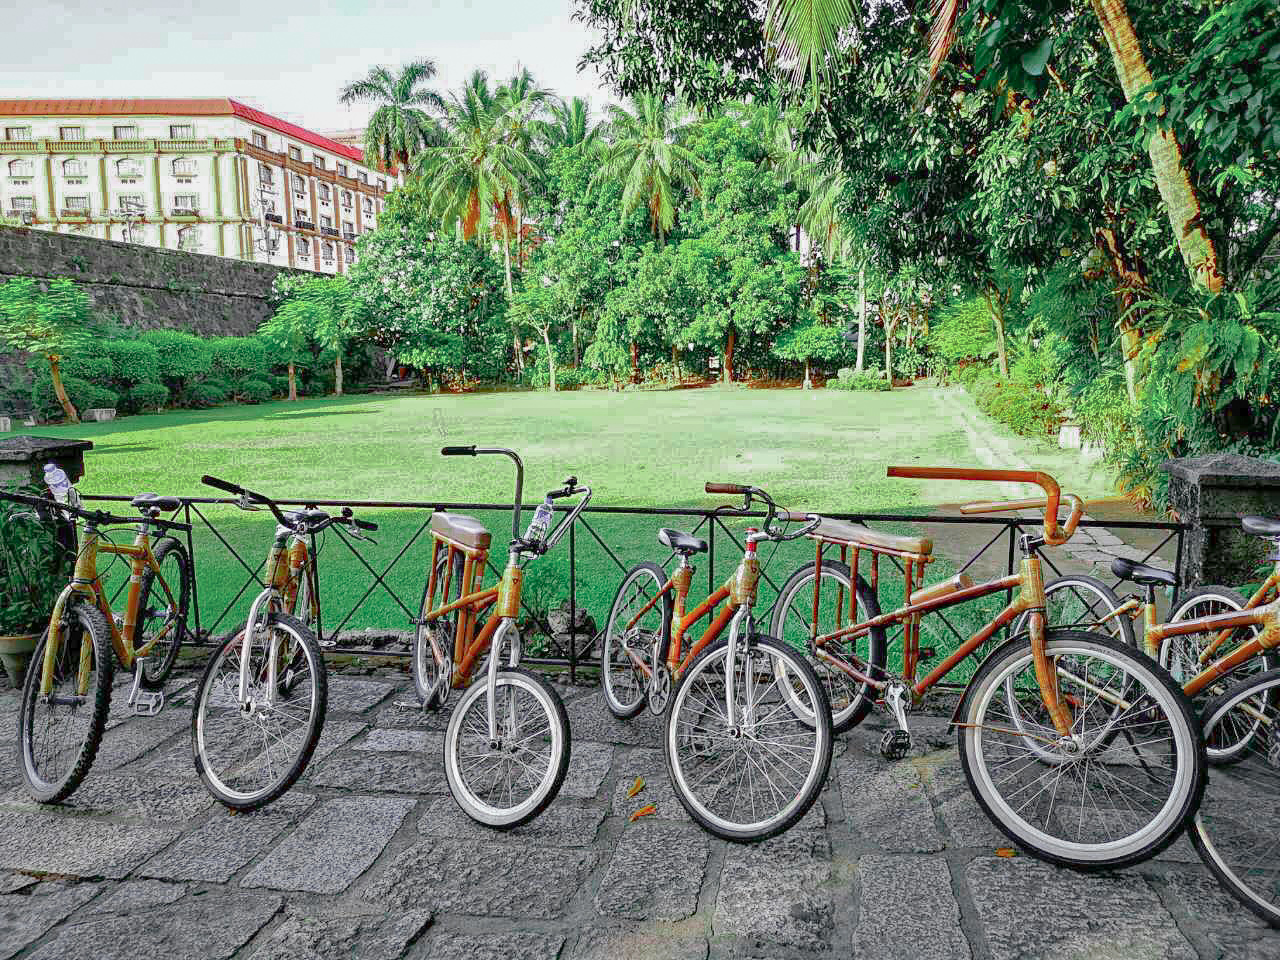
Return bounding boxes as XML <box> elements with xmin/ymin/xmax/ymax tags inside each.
<box><xmin>441</xmin><ymin>445</ymin><xmax>477</xmax><ymax>456</ymax></box>
<box><xmin>353</xmin><ymin>518</ymin><xmax>378</xmax><ymax>531</ymax></box>
<box><xmin>780</xmin><ymin>510</ymin><xmax>811</xmax><ymax>522</ymax></box>
<box><xmin>706</xmin><ymin>483</ymin><xmax>750</xmax><ymax>495</ymax></box>
<box><xmin>959</xmin><ymin>498</ymin><xmax>1047</xmax><ymax>515</ymax></box>
<box><xmin>201</xmin><ymin>475</ymin><xmax>243</xmax><ymax>496</ymax></box>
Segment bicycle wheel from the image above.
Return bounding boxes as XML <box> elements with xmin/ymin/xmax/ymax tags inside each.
<box><xmin>135</xmin><ymin>537</ymin><xmax>191</xmax><ymax>687</ymax></box>
<box><xmin>1165</xmin><ymin>585</ymin><xmax>1275</xmax><ymax>764</ymax></box>
<box><xmin>602</xmin><ymin>562</ymin><xmax>672</xmax><ymax>719</ymax></box>
<box><xmin>412</xmin><ymin>550</ymin><xmax>463</xmax><ymax>708</ymax></box>
<box><xmin>959</xmin><ymin>629</ymin><xmax>1205</xmax><ymax>870</ymax></box>
<box><xmin>443</xmin><ymin>667</ymin><xmax>570</xmax><ymax>828</ymax></box>
<box><xmin>191</xmin><ymin>612</ymin><xmax>326</xmax><ymax>810</ymax></box>
<box><xmin>665</xmin><ymin>635</ymin><xmax>833</xmax><ymax>842</ymax></box>
<box><xmin>1189</xmin><ymin>668</ymin><xmax>1280</xmax><ymax>927</ymax></box>
<box><xmin>19</xmin><ymin>600</ymin><xmax>114</xmax><ymax>803</ymax></box>
<box><xmin>769</xmin><ymin>559</ymin><xmax>885</xmax><ymax>733</ymax></box>
<box><xmin>1011</xmin><ymin>575</ymin><xmax>1134</xmax><ymax>648</ymax></box>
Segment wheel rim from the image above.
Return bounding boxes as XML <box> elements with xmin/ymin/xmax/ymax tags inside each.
<box><xmin>771</xmin><ymin>566</ymin><xmax>872</xmax><ymax>727</ymax></box>
<box><xmin>667</xmin><ymin>642</ymin><xmax>828</xmax><ymax>836</ymax></box>
<box><xmin>1193</xmin><ymin>674</ymin><xmax>1280</xmax><ymax>923</ymax></box>
<box><xmin>967</xmin><ymin>638</ymin><xmax>1194</xmax><ymax>862</ymax></box>
<box><xmin>604</xmin><ymin>567</ymin><xmax>664</xmax><ymax>714</ymax></box>
<box><xmin>1011</xmin><ymin>578</ymin><xmax>1128</xmax><ymax>644</ymax></box>
<box><xmin>414</xmin><ymin>621</ymin><xmax>451</xmax><ymax>701</ymax></box>
<box><xmin>445</xmin><ymin>673</ymin><xmax>562</xmax><ymax>825</ymax></box>
<box><xmin>194</xmin><ymin>622</ymin><xmax>321</xmax><ymax>803</ymax></box>
<box><xmin>23</xmin><ymin>618</ymin><xmax>103</xmax><ymax>792</ymax></box>
<box><xmin>139</xmin><ymin>548</ymin><xmax>187</xmax><ymax>682</ymax></box>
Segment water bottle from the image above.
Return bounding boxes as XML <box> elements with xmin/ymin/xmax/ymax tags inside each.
<box><xmin>44</xmin><ymin>463</ymin><xmax>71</xmax><ymax>504</ymax></box>
<box><xmin>525</xmin><ymin>497</ymin><xmax>554</xmax><ymax>545</ymax></box>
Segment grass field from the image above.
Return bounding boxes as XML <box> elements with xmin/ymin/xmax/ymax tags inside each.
<box><xmin>19</xmin><ymin>384</ymin><xmax>1115</xmax><ymax>668</ymax></box>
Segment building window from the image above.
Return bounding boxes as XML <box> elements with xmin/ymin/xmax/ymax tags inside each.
<box><xmin>62</xmin><ymin>158</ymin><xmax>87</xmax><ymax>177</ymax></box>
<box><xmin>116</xmin><ymin>158</ymin><xmax>144</xmax><ymax>180</ymax></box>
<box><xmin>320</xmin><ymin>214</ymin><xmax>332</xmax><ymax>229</ymax></box>
<box><xmin>358</xmin><ymin>171</ymin><xmax>368</xmax><ymax>184</ymax></box>
<box><xmin>177</xmin><ymin>228</ymin><xmax>201</xmax><ymax>252</ymax></box>
<box><xmin>346</xmin><ymin>245</ymin><xmax>356</xmax><ymax>263</ymax></box>
<box><xmin>113</xmin><ymin>125</ymin><xmax>138</xmax><ymax>139</ymax></box>
<box><xmin>7</xmin><ymin>159</ymin><xmax>33</xmax><ymax>179</ymax></box>
<box><xmin>297</xmin><ymin>237</ymin><xmax>311</xmax><ymax>257</ymax></box>
<box><xmin>322</xmin><ymin>241</ymin><xmax>335</xmax><ymax>262</ymax></box>
<box><xmin>377</xmin><ymin>178</ymin><xmax>386</xmax><ymax>191</ymax></box>
<box><xmin>337</xmin><ymin>162</ymin><xmax>348</xmax><ymax>177</ymax></box>
<box><xmin>64</xmin><ymin>196</ymin><xmax>90</xmax><ymax>213</ymax></box>
<box><xmin>313</xmin><ymin>155</ymin><xmax>325</xmax><ymax>170</ymax></box>
<box><xmin>172</xmin><ymin>157</ymin><xmax>197</xmax><ymax>177</ymax></box>
<box><xmin>172</xmin><ymin>193</ymin><xmax>199</xmax><ymax>213</ymax></box>
<box><xmin>117</xmin><ymin>194</ymin><xmax>145</xmax><ymax>215</ymax></box>
<box><xmin>288</xmin><ymin>146</ymin><xmax>302</xmax><ymax>161</ymax></box>
<box><xmin>5</xmin><ymin>126</ymin><xmax>31</xmax><ymax>141</ymax></box>
<box><xmin>292</xmin><ymin>173</ymin><xmax>305</xmax><ymax>195</ymax></box>
<box><xmin>169</xmin><ymin>124</ymin><xmax>194</xmax><ymax>138</ymax></box>
<box><xmin>363</xmin><ymin>197</ymin><xmax>373</xmax><ymax>214</ymax></box>
<box><xmin>318</xmin><ymin>183</ymin><xmax>330</xmax><ymax>202</ymax></box>
<box><xmin>10</xmin><ymin>196</ymin><xmax>34</xmax><ymax>212</ymax></box>
<box><xmin>341</xmin><ymin>190</ymin><xmax>352</xmax><ymax>207</ymax></box>
<box><xmin>258</xmin><ymin>163</ymin><xmax>274</xmax><ymax>185</ymax></box>
<box><xmin>59</xmin><ymin>126</ymin><xmax>84</xmax><ymax>141</ymax></box>
<box><xmin>252</xmin><ymin>131</ymin><xmax>268</xmax><ymax>149</ymax></box>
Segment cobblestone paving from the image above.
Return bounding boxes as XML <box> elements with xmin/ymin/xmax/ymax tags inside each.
<box><xmin>1</xmin><ymin>667</ymin><xmax>1278</xmax><ymax>960</ymax></box>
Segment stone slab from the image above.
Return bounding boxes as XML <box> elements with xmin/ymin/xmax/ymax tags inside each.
<box><xmin>81</xmin><ymin>878</ymin><xmax>185</xmax><ymax>915</ymax></box>
<box><xmin>415</xmin><ymin>931</ymin><xmax>566</xmax><ymax>960</ymax></box>
<box><xmin>855</xmin><ymin>855</ymin><xmax>970</xmax><ymax>959</ymax></box>
<box><xmin>0</xmin><ymin>774</ymin><xmax>212</xmax><ymax>824</ymax></box>
<box><xmin>141</xmin><ymin>810</ymin><xmax>295</xmax><ymax>883</ymax></box>
<box><xmin>240</xmin><ymin>796</ymin><xmax>415</xmax><ymax>893</ymax></box>
<box><xmin>571</xmin><ymin>926</ymin><xmax>708</xmax><ymax>960</ymax></box>
<box><xmin>714</xmin><ymin>832</ymin><xmax>834</xmax><ymax>952</ymax></box>
<box><xmin>1161</xmin><ymin>870</ymin><xmax>1280</xmax><ymax>960</ymax></box>
<box><xmin>26</xmin><ymin>890</ymin><xmax>281</xmax><ymax>960</ymax></box>
<box><xmin>356</xmin><ymin>728</ymin><xmax>440</xmax><ymax>753</ymax></box>
<box><xmin>566</xmin><ymin>693</ymin><xmax>662</xmax><ymax>747</ymax></box>
<box><xmin>374</xmin><ymin>699</ymin><xmax>451</xmax><ymax>731</ymax></box>
<box><xmin>0</xmin><ymin>881</ymin><xmax>100</xmax><ymax>960</ymax></box>
<box><xmin>561</xmin><ymin>740</ymin><xmax>613</xmax><ymax>800</ymax></box>
<box><xmin>418</xmin><ymin>795</ymin><xmax>605</xmax><ymax>848</ymax></box>
<box><xmin>839</xmin><ymin>758</ymin><xmax>944</xmax><ymax>853</ymax></box>
<box><xmin>328</xmin><ymin>677</ymin><xmax>396</xmax><ymax>713</ymax></box>
<box><xmin>595</xmin><ymin>820</ymin><xmax>708</xmax><ymax>921</ymax></box>
<box><xmin>965</xmin><ymin>857</ymin><xmax>1196</xmax><ymax>960</ymax></box>
<box><xmin>250</xmin><ymin>909</ymin><xmax>432</xmax><ymax>960</ymax></box>
<box><xmin>0</xmin><ymin>812</ymin><xmax>178</xmax><ymax>879</ymax></box>
<box><xmin>94</xmin><ymin>712</ymin><xmax>188</xmax><ymax>770</ymax></box>
<box><xmin>363</xmin><ymin>837</ymin><xmax>595</xmax><ymax>919</ymax></box>
<box><xmin>308</xmin><ymin>750</ymin><xmax>448</xmax><ymax>794</ymax></box>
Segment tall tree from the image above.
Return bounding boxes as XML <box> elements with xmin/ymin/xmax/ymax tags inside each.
<box><xmin>339</xmin><ymin>59</ymin><xmax>447</xmax><ymax>173</ymax></box>
<box><xmin>591</xmin><ymin>93</ymin><xmax>702</xmax><ymax>244</ymax></box>
<box><xmin>0</xmin><ymin>278</ymin><xmax>95</xmax><ymax>422</ymax></box>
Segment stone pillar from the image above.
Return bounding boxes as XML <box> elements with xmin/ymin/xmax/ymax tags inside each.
<box><xmin>1163</xmin><ymin>455</ymin><xmax>1280</xmax><ymax>589</ymax></box>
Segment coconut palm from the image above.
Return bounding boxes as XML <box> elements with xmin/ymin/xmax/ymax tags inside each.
<box><xmin>591</xmin><ymin>93</ymin><xmax>702</xmax><ymax>244</ymax></box>
<box><xmin>763</xmin><ymin>0</ymin><xmax>1222</xmax><ymax>293</ymax></box>
<box><xmin>339</xmin><ymin>59</ymin><xmax>447</xmax><ymax>173</ymax></box>
<box><xmin>536</xmin><ymin>97</ymin><xmax>601</xmax><ymax>155</ymax></box>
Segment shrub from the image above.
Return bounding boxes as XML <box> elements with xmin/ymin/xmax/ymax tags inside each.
<box><xmin>30</xmin><ymin>375</ymin><xmax>119</xmax><ymax>421</ymax></box>
<box><xmin>199</xmin><ymin>378</ymin><xmax>231</xmax><ymax>402</ymax></box>
<box><xmin>828</xmin><ymin>367</ymin><xmax>891</xmax><ymax>391</ymax></box>
<box><xmin>209</xmin><ymin>336</ymin><xmax>270</xmax><ymax>381</ymax></box>
<box><xmin>187</xmin><ymin>383</ymin><xmax>226</xmax><ymax>408</ymax></box>
<box><xmin>0</xmin><ymin>482</ymin><xmax>74</xmax><ymax>636</ymax></box>
<box><xmin>121</xmin><ymin>381</ymin><xmax>169</xmax><ymax>413</ymax></box>
<box><xmin>969</xmin><ymin>377</ymin><xmax>1065</xmax><ymax>438</ymax></box>
<box><xmin>102</xmin><ymin>339</ymin><xmax>161</xmax><ymax>387</ymax></box>
<box><xmin>236</xmin><ymin>378</ymin><xmax>273</xmax><ymax>404</ymax></box>
<box><xmin>268</xmin><ymin>374</ymin><xmax>290</xmax><ymax>397</ymax></box>
<box><xmin>59</xmin><ymin>353</ymin><xmax>115</xmax><ymax>386</ymax></box>
<box><xmin>931</xmin><ymin>297</ymin><xmax>996</xmax><ymax>367</ymax></box>
<box><xmin>139</xmin><ymin>330</ymin><xmax>212</xmax><ymax>384</ymax></box>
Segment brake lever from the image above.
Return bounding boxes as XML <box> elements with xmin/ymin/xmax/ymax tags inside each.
<box><xmin>235</xmin><ymin>492</ymin><xmax>261</xmax><ymax>512</ymax></box>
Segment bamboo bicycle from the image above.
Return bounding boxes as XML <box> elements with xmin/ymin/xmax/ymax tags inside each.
<box><xmin>601</xmin><ymin>482</ymin><xmax>833</xmax><ymax>841</ymax></box>
<box><xmin>767</xmin><ymin>466</ymin><xmax>1206</xmax><ymax>870</ymax></box>
<box><xmin>0</xmin><ymin>490</ymin><xmax>191</xmax><ymax>803</ymax></box>
<box><xmin>411</xmin><ymin>446</ymin><xmax>590</xmax><ymax>828</ymax></box>
<box><xmin>191</xmin><ymin>476</ymin><xmax>377</xmax><ymax>810</ymax></box>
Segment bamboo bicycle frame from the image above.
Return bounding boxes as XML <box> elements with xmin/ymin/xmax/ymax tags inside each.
<box><xmin>620</xmin><ymin>534</ymin><xmax>765</xmax><ymax>682</ymax></box>
<box><xmin>43</xmin><ymin>521</ymin><xmax>177</xmax><ymax>697</ymax></box>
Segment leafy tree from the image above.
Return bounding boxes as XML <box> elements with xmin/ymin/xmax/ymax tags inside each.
<box><xmin>339</xmin><ymin>59</ymin><xmax>446</xmax><ymax>172</ymax></box>
<box><xmin>274</xmin><ymin>276</ymin><xmax>362</xmax><ymax>395</ymax></box>
<box><xmin>772</xmin><ymin>322</ymin><xmax>847</xmax><ymax>387</ymax></box>
<box><xmin>259</xmin><ymin>302</ymin><xmax>313</xmax><ymax>402</ymax></box>
<box><xmin>536</xmin><ymin>97</ymin><xmax>602</xmax><ymax>156</ymax></box>
<box><xmin>0</xmin><ymin>278</ymin><xmax>96</xmax><ymax>422</ymax></box>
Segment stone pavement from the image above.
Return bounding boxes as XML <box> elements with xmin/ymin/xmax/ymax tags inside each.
<box><xmin>0</xmin><ymin>666</ymin><xmax>1277</xmax><ymax>960</ymax></box>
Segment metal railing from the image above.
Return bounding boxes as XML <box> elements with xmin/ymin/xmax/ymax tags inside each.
<box><xmin>78</xmin><ymin>494</ymin><xmax>1186</xmax><ymax>684</ymax></box>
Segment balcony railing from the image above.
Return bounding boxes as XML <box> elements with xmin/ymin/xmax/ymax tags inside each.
<box><xmin>321</xmin><ymin>226</ymin><xmax>339</xmax><ymax>237</ymax></box>
<box><xmin>7</xmin><ymin>210</ymin><xmax>34</xmax><ymax>224</ymax></box>
<box><xmin>343</xmin><ymin>230</ymin><xmax>356</xmax><ymax>241</ymax></box>
<box><xmin>294</xmin><ymin>219</ymin><xmax>314</xmax><ymax>231</ymax></box>
<box><xmin>171</xmin><ymin>207</ymin><xmax>200</xmax><ymax>217</ymax></box>
<box><xmin>60</xmin><ymin>207</ymin><xmax>90</xmax><ymax>217</ymax></box>
<box><xmin>265</xmin><ymin>213</ymin><xmax>283</xmax><ymax>225</ymax></box>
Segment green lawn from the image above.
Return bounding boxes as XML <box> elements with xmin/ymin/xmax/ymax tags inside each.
<box><xmin>18</xmin><ymin>384</ymin><xmax>1114</xmax><ymax>669</ymax></box>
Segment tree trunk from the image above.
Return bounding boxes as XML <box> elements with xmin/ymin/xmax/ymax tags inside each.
<box><xmin>287</xmin><ymin>362</ymin><xmax>297</xmax><ymax>402</ymax></box>
<box><xmin>334</xmin><ymin>351</ymin><xmax>343</xmax><ymax>396</ymax></box>
<box><xmin>502</xmin><ymin>230</ymin><xmax>522</xmax><ymax>375</ymax></box>
<box><xmin>803</xmin><ymin>358</ymin><xmax>812</xmax><ymax>390</ymax></box>
<box><xmin>573</xmin><ymin>311</ymin><xmax>582</xmax><ymax>366</ymax></box>
<box><xmin>48</xmin><ymin>355</ymin><xmax>79</xmax><ymax>423</ymax></box>
<box><xmin>1089</xmin><ymin>0</ymin><xmax>1223</xmax><ymax>293</ymax></box>
<box><xmin>987</xmin><ymin>290</ymin><xmax>1009</xmax><ymax>378</ymax></box>
<box><xmin>630</xmin><ymin>341</ymin><xmax>639</xmax><ymax>384</ymax></box>
<box><xmin>724</xmin><ymin>328</ymin><xmax>735</xmax><ymax>384</ymax></box>
<box><xmin>856</xmin><ymin>266</ymin><xmax>867</xmax><ymax>373</ymax></box>
<box><xmin>672</xmin><ymin>344</ymin><xmax>680</xmax><ymax>384</ymax></box>
<box><xmin>883</xmin><ymin>311</ymin><xmax>896</xmax><ymax>391</ymax></box>
<box><xmin>542</xmin><ymin>326</ymin><xmax>556</xmax><ymax>392</ymax></box>
<box><xmin>1096</xmin><ymin>226</ymin><xmax>1149</xmax><ymax>403</ymax></box>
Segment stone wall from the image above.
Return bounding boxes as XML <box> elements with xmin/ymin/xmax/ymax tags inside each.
<box><xmin>0</xmin><ymin>226</ymin><xmax>296</xmax><ymax>336</ymax></box>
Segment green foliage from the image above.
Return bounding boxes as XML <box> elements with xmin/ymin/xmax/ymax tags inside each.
<box><xmin>209</xmin><ymin>336</ymin><xmax>270</xmax><ymax>381</ymax></box>
<box><xmin>0</xmin><ymin>277</ymin><xmax>96</xmax><ymax>360</ymax></box>
<box><xmin>771</xmin><ymin>322</ymin><xmax>848</xmax><ymax>364</ymax></box>
<box><xmin>235</xmin><ymin>379</ymin><xmax>273</xmax><ymax>404</ymax></box>
<box><xmin>101</xmin><ymin>339</ymin><xmax>160</xmax><ymax>387</ymax></box>
<box><xmin>30</xmin><ymin>375</ymin><xmax>118</xmax><ymax>420</ymax></box>
<box><xmin>969</xmin><ymin>374</ymin><xmax>1065</xmax><ymax>439</ymax></box>
<box><xmin>122</xmin><ymin>381</ymin><xmax>169</xmax><ymax>413</ymax></box>
<box><xmin>186</xmin><ymin>383</ymin><xmax>225</xmax><ymax>409</ymax></box>
<box><xmin>0</xmin><ymin>483</ymin><xmax>72</xmax><ymax>635</ymax></box>
<box><xmin>931</xmin><ymin>297</ymin><xmax>996</xmax><ymax>366</ymax></box>
<box><xmin>827</xmin><ymin>367</ymin><xmax>890</xmax><ymax>391</ymax></box>
<box><xmin>139</xmin><ymin>330</ymin><xmax>212</xmax><ymax>384</ymax></box>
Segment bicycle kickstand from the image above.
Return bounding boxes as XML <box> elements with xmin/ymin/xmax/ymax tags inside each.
<box><xmin>879</xmin><ymin>683</ymin><xmax>912</xmax><ymax>760</ymax></box>
<box><xmin>127</xmin><ymin>659</ymin><xmax>165</xmax><ymax>718</ymax></box>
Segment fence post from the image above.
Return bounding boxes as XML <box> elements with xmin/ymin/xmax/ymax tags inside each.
<box><xmin>708</xmin><ymin>514</ymin><xmax>716</xmax><ymax>595</ymax></box>
<box><xmin>183</xmin><ymin>501</ymin><xmax>202</xmax><ymax>640</ymax></box>
<box><xmin>569</xmin><ymin>520</ymin><xmax>577</xmax><ymax>683</ymax></box>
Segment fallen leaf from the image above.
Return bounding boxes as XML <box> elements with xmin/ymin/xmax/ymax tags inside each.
<box><xmin>626</xmin><ymin>776</ymin><xmax>645</xmax><ymax>798</ymax></box>
<box><xmin>629</xmin><ymin>804</ymin><xmax>657</xmax><ymax>823</ymax></box>
<box><xmin>995</xmin><ymin>848</ymin><xmax>1016</xmax><ymax>858</ymax></box>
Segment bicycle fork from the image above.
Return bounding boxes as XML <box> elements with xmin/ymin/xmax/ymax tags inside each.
<box><xmin>723</xmin><ymin>607</ymin><xmax>751</xmax><ymax>733</ymax></box>
<box><xmin>484</xmin><ymin>617</ymin><xmax>522</xmax><ymax>746</ymax></box>
<box><xmin>237</xmin><ymin>588</ymin><xmax>278</xmax><ymax>712</ymax></box>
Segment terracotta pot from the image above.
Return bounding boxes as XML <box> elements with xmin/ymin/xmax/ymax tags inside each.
<box><xmin>0</xmin><ymin>633</ymin><xmax>38</xmax><ymax>687</ymax></box>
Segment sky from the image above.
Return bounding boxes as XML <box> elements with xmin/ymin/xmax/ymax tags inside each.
<box><xmin>2</xmin><ymin>0</ymin><xmax>611</xmax><ymax>133</ymax></box>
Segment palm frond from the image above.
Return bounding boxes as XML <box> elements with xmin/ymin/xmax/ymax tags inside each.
<box><xmin>921</xmin><ymin>0</ymin><xmax>964</xmax><ymax>105</ymax></box>
<box><xmin>764</xmin><ymin>0</ymin><xmax>856</xmax><ymax>91</ymax></box>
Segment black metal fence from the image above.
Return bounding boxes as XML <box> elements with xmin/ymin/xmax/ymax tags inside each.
<box><xmin>80</xmin><ymin>493</ymin><xmax>1187</xmax><ymax>683</ymax></box>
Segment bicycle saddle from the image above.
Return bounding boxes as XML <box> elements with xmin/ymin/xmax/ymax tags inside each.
<box><xmin>131</xmin><ymin>493</ymin><xmax>181</xmax><ymax>513</ymax></box>
<box><xmin>430</xmin><ymin>511</ymin><xmax>492</xmax><ymax>550</ymax></box>
<box><xmin>1110</xmin><ymin>557</ymin><xmax>1176</xmax><ymax>588</ymax></box>
<box><xmin>658</xmin><ymin>528</ymin><xmax>707</xmax><ymax>554</ymax></box>
<box><xmin>1242</xmin><ymin>516</ymin><xmax>1280</xmax><ymax>539</ymax></box>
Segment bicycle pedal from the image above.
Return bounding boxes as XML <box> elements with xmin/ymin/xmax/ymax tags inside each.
<box><xmin>879</xmin><ymin>729</ymin><xmax>912</xmax><ymax>760</ymax></box>
<box><xmin>127</xmin><ymin>658</ymin><xmax>165</xmax><ymax>717</ymax></box>
<box><xmin>431</xmin><ymin>673</ymin><xmax>451</xmax><ymax>711</ymax></box>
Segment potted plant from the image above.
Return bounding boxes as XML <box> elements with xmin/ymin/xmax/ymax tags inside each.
<box><xmin>0</xmin><ymin>483</ymin><xmax>72</xmax><ymax>685</ymax></box>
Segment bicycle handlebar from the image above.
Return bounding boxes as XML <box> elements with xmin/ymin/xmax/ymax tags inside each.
<box><xmin>440</xmin><ymin>446</ymin><xmax>524</xmax><ymax>541</ymax></box>
<box><xmin>705</xmin><ymin>482</ymin><xmax>751</xmax><ymax>496</ymax></box>
<box><xmin>441</xmin><ymin>445</ymin><xmax>476</xmax><ymax>457</ymax></box>
<box><xmin>887</xmin><ymin>466</ymin><xmax>1081</xmax><ymax>547</ymax></box>
<box><xmin>0</xmin><ymin>490</ymin><xmax>191</xmax><ymax>532</ymax></box>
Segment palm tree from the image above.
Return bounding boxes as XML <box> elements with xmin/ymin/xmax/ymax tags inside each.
<box><xmin>763</xmin><ymin>0</ymin><xmax>1223</xmax><ymax>293</ymax></box>
<box><xmin>591</xmin><ymin>94</ymin><xmax>702</xmax><ymax>245</ymax></box>
<box><xmin>339</xmin><ymin>59</ymin><xmax>446</xmax><ymax>174</ymax></box>
<box><xmin>536</xmin><ymin>97</ymin><xmax>601</xmax><ymax>155</ymax></box>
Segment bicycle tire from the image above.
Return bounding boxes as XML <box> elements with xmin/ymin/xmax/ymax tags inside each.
<box><xmin>1012</xmin><ymin>574</ymin><xmax>1134</xmax><ymax>648</ymax></box>
<box><xmin>412</xmin><ymin>549</ymin><xmax>463</xmax><ymax>708</ymax></box>
<box><xmin>135</xmin><ymin>536</ymin><xmax>191</xmax><ymax>688</ymax></box>
<box><xmin>602</xmin><ymin>562</ymin><xmax>672</xmax><ymax>719</ymax></box>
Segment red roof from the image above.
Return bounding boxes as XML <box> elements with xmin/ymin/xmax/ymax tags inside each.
<box><xmin>0</xmin><ymin>97</ymin><xmax>371</xmax><ymax>166</ymax></box>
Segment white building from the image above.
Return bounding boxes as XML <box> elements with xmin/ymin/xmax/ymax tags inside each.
<box><xmin>0</xmin><ymin>98</ymin><xmax>394</xmax><ymax>274</ymax></box>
